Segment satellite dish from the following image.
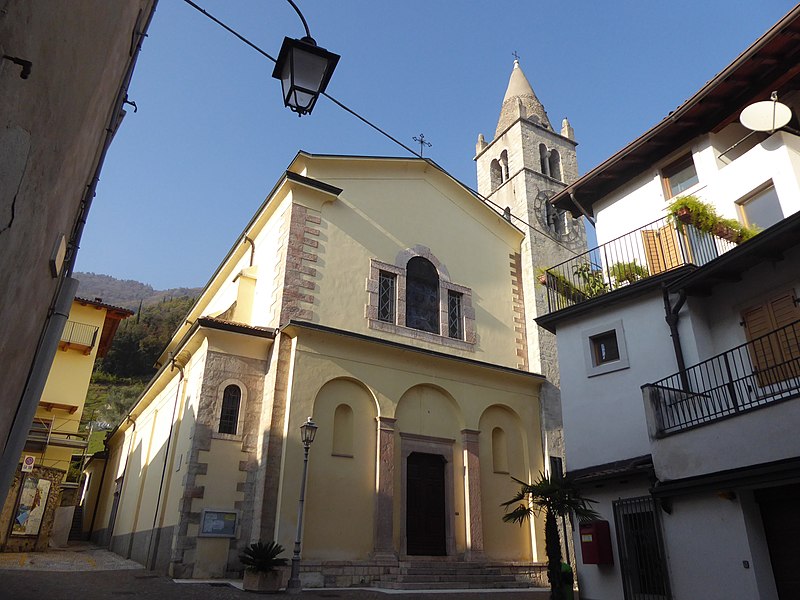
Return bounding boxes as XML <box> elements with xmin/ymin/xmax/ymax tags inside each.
<box><xmin>740</xmin><ymin>98</ymin><xmax>792</xmax><ymax>132</ymax></box>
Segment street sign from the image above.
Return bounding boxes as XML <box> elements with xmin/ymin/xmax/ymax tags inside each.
<box><xmin>21</xmin><ymin>455</ymin><xmax>35</xmax><ymax>473</ymax></box>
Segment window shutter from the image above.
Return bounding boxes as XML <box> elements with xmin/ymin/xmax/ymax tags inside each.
<box><xmin>642</xmin><ymin>225</ymin><xmax>681</xmax><ymax>275</ymax></box>
<box><xmin>742</xmin><ymin>291</ymin><xmax>800</xmax><ymax>386</ymax></box>
<box><xmin>769</xmin><ymin>292</ymin><xmax>800</xmax><ymax>379</ymax></box>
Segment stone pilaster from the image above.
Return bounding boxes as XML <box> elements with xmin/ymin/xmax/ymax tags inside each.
<box><xmin>461</xmin><ymin>429</ymin><xmax>485</xmax><ymax>561</ymax></box>
<box><xmin>372</xmin><ymin>416</ymin><xmax>396</xmax><ymax>558</ymax></box>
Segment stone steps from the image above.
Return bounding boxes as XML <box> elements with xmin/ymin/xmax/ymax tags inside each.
<box><xmin>375</xmin><ymin>559</ymin><xmax>540</xmax><ymax>590</ymax></box>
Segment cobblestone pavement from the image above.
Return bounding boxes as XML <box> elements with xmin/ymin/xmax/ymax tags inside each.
<box><xmin>0</xmin><ymin>544</ymin><xmax>551</xmax><ymax>600</ymax></box>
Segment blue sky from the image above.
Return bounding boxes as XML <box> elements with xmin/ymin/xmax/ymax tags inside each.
<box><xmin>76</xmin><ymin>0</ymin><xmax>797</xmax><ymax>289</ymax></box>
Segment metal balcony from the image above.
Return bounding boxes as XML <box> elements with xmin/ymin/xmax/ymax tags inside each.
<box><xmin>643</xmin><ymin>319</ymin><xmax>800</xmax><ymax>435</ymax></box>
<box><xmin>543</xmin><ymin>216</ymin><xmax>738</xmax><ymax>314</ymax></box>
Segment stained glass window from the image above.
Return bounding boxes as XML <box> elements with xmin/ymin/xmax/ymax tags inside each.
<box><xmin>406</xmin><ymin>257</ymin><xmax>439</xmax><ymax>334</ymax></box>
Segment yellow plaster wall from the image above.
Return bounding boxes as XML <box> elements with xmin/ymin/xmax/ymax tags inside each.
<box><xmin>34</xmin><ymin>302</ymin><xmax>107</xmax><ymax>472</ymax></box>
<box><xmin>192</xmin><ymin>438</ymin><xmax>248</xmax><ymax>578</ymax></box>
<box><xmin>293</xmin><ymin>159</ymin><xmax>523</xmax><ymax>368</ymax></box>
<box><xmin>303</xmin><ymin>379</ymin><xmax>377</xmax><ymax>560</ymax></box>
<box><xmin>478</xmin><ymin>405</ymin><xmax>534</xmax><ymax>561</ymax></box>
<box><xmin>276</xmin><ymin>329</ymin><xmax>543</xmax><ymax>561</ymax></box>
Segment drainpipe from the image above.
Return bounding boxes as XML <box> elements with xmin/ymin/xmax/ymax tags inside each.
<box><xmin>243</xmin><ymin>236</ymin><xmax>256</xmax><ymax>267</ymax></box>
<box><xmin>663</xmin><ymin>287</ymin><xmax>689</xmax><ymax>390</ymax></box>
<box><xmin>146</xmin><ymin>358</ymin><xmax>185</xmax><ymax>570</ymax></box>
<box><xmin>569</xmin><ymin>192</ymin><xmax>596</xmax><ymax>227</ymax></box>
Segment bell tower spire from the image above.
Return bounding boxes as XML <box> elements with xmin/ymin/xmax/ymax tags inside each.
<box><xmin>474</xmin><ymin>57</ymin><xmax>587</xmax><ymax>464</ymax></box>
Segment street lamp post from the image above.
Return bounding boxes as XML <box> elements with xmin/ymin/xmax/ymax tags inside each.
<box><xmin>286</xmin><ymin>417</ymin><xmax>318</xmax><ymax>594</ymax></box>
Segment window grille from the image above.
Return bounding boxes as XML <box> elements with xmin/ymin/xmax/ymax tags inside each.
<box><xmin>378</xmin><ymin>271</ymin><xmax>396</xmax><ymax>323</ymax></box>
<box><xmin>613</xmin><ymin>496</ymin><xmax>671</xmax><ymax>600</ymax></box>
<box><xmin>219</xmin><ymin>385</ymin><xmax>241</xmax><ymax>435</ymax></box>
<box><xmin>448</xmin><ymin>291</ymin><xmax>463</xmax><ymax>339</ymax></box>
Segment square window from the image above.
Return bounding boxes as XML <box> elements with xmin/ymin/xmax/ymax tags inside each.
<box><xmin>662</xmin><ymin>155</ymin><xmax>698</xmax><ymax>198</ymax></box>
<box><xmin>737</xmin><ymin>184</ymin><xmax>783</xmax><ymax>230</ymax></box>
<box><xmin>582</xmin><ymin>320</ymin><xmax>630</xmax><ymax>377</ymax></box>
<box><xmin>590</xmin><ymin>331</ymin><xmax>620</xmax><ymax>365</ymax></box>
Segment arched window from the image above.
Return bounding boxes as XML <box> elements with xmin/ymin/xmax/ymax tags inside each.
<box><xmin>219</xmin><ymin>385</ymin><xmax>241</xmax><ymax>434</ymax></box>
<box><xmin>500</xmin><ymin>150</ymin><xmax>510</xmax><ymax>181</ymax></box>
<box><xmin>549</xmin><ymin>149</ymin><xmax>562</xmax><ymax>182</ymax></box>
<box><xmin>539</xmin><ymin>144</ymin><xmax>550</xmax><ymax>176</ymax></box>
<box><xmin>332</xmin><ymin>403</ymin><xmax>354</xmax><ymax>456</ymax></box>
<box><xmin>490</xmin><ymin>159</ymin><xmax>502</xmax><ymax>191</ymax></box>
<box><xmin>492</xmin><ymin>427</ymin><xmax>509</xmax><ymax>473</ymax></box>
<box><xmin>406</xmin><ymin>256</ymin><xmax>440</xmax><ymax>334</ymax></box>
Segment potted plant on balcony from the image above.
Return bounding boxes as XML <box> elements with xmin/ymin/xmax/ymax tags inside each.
<box><xmin>240</xmin><ymin>540</ymin><xmax>288</xmax><ymax>593</ymax></box>
<box><xmin>667</xmin><ymin>195</ymin><xmax>759</xmax><ymax>243</ymax></box>
<box><xmin>609</xmin><ymin>260</ymin><xmax>649</xmax><ymax>287</ymax></box>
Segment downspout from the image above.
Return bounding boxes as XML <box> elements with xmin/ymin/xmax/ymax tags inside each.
<box><xmin>569</xmin><ymin>192</ymin><xmax>596</xmax><ymax>227</ymax></box>
<box><xmin>663</xmin><ymin>287</ymin><xmax>689</xmax><ymax>390</ymax></box>
<box><xmin>243</xmin><ymin>235</ymin><xmax>256</xmax><ymax>266</ymax></box>
<box><xmin>146</xmin><ymin>358</ymin><xmax>185</xmax><ymax>570</ymax></box>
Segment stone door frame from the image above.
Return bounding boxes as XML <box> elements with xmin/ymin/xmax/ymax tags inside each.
<box><xmin>399</xmin><ymin>432</ymin><xmax>456</xmax><ymax>558</ymax></box>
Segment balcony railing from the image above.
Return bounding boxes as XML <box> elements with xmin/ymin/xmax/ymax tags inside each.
<box><xmin>59</xmin><ymin>320</ymin><xmax>99</xmax><ymax>353</ymax></box>
<box><xmin>643</xmin><ymin>319</ymin><xmax>800</xmax><ymax>435</ymax></box>
<box><xmin>543</xmin><ymin>216</ymin><xmax>738</xmax><ymax>313</ymax></box>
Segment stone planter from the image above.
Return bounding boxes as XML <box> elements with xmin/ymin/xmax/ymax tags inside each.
<box><xmin>243</xmin><ymin>569</ymin><xmax>283</xmax><ymax>593</ymax></box>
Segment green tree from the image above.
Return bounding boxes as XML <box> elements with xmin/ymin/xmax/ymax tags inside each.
<box><xmin>502</xmin><ymin>473</ymin><xmax>599</xmax><ymax>600</ymax></box>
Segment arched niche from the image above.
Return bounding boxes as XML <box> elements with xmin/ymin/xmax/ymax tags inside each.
<box><xmin>304</xmin><ymin>378</ymin><xmax>378</xmax><ymax>560</ymax></box>
<box><xmin>478</xmin><ymin>404</ymin><xmax>532</xmax><ymax>561</ymax></box>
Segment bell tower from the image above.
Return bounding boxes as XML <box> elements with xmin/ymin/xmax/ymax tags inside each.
<box><xmin>475</xmin><ymin>59</ymin><xmax>587</xmax><ymax>462</ymax></box>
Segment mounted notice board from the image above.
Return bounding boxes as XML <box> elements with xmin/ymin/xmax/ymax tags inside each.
<box><xmin>199</xmin><ymin>509</ymin><xmax>238</xmax><ymax>538</ymax></box>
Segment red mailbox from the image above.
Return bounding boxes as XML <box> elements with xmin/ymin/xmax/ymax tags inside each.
<box><xmin>580</xmin><ymin>520</ymin><xmax>613</xmax><ymax>564</ymax></box>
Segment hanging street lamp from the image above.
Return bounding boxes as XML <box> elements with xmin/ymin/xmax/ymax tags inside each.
<box><xmin>272</xmin><ymin>0</ymin><xmax>339</xmax><ymax>116</ymax></box>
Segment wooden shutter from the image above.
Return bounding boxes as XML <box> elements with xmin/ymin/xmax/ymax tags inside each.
<box><xmin>642</xmin><ymin>225</ymin><xmax>682</xmax><ymax>275</ymax></box>
<box><xmin>742</xmin><ymin>291</ymin><xmax>800</xmax><ymax>386</ymax></box>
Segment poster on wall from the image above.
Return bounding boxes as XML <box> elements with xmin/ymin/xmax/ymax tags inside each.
<box><xmin>199</xmin><ymin>509</ymin><xmax>238</xmax><ymax>538</ymax></box>
<box><xmin>11</xmin><ymin>476</ymin><xmax>51</xmax><ymax>537</ymax></box>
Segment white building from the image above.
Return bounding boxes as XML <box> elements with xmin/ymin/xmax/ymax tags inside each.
<box><xmin>537</xmin><ymin>7</ymin><xmax>800</xmax><ymax>600</ymax></box>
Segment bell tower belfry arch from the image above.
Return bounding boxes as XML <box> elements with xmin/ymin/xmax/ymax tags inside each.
<box><xmin>475</xmin><ymin>59</ymin><xmax>587</xmax><ymax>462</ymax></box>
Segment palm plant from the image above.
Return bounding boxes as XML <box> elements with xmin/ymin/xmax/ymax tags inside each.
<box><xmin>502</xmin><ymin>473</ymin><xmax>599</xmax><ymax>600</ymax></box>
<box><xmin>239</xmin><ymin>540</ymin><xmax>287</xmax><ymax>573</ymax></box>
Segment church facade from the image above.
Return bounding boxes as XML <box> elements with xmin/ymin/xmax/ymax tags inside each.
<box><xmin>86</xmin><ymin>63</ymin><xmax>584</xmax><ymax>586</ymax></box>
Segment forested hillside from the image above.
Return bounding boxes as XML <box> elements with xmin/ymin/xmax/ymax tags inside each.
<box><xmin>75</xmin><ymin>271</ymin><xmax>201</xmax><ymax>310</ymax></box>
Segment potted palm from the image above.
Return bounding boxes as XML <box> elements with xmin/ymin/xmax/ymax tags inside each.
<box><xmin>240</xmin><ymin>540</ymin><xmax>288</xmax><ymax>593</ymax></box>
<box><xmin>503</xmin><ymin>472</ymin><xmax>599</xmax><ymax>600</ymax></box>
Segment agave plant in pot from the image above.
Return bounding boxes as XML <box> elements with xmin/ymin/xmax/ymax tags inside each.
<box><xmin>240</xmin><ymin>540</ymin><xmax>288</xmax><ymax>593</ymax></box>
